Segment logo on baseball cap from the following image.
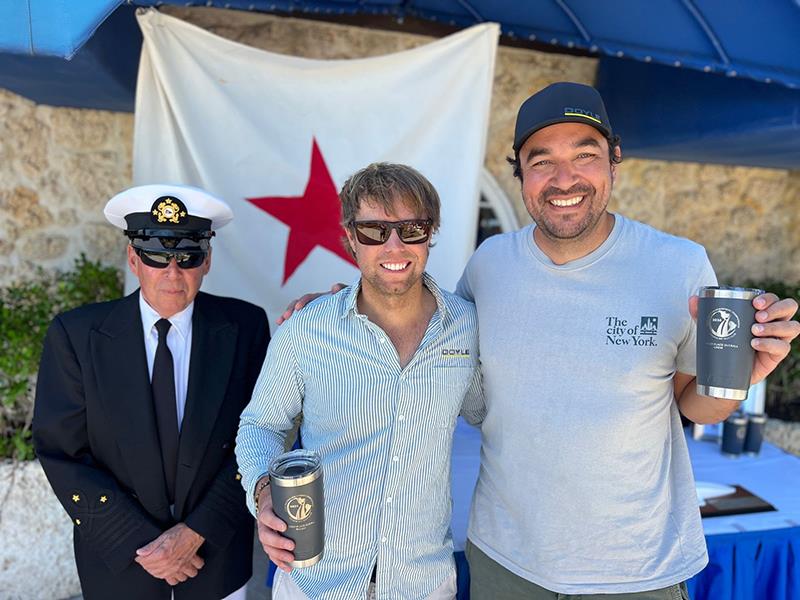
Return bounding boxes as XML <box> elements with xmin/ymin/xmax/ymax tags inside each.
<box><xmin>513</xmin><ymin>82</ymin><xmax>614</xmax><ymax>156</ymax></box>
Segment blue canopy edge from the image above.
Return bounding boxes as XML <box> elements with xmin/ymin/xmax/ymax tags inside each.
<box><xmin>0</xmin><ymin>5</ymin><xmax>141</xmax><ymax>112</ymax></box>
<box><xmin>0</xmin><ymin>2</ymin><xmax>798</xmax><ymax>169</ymax></box>
<box><xmin>597</xmin><ymin>57</ymin><xmax>800</xmax><ymax>170</ymax></box>
<box><xmin>0</xmin><ymin>0</ymin><xmax>123</xmax><ymax>59</ymax></box>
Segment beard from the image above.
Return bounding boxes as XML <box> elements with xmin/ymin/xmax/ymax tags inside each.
<box><xmin>531</xmin><ymin>183</ymin><xmax>607</xmax><ymax>241</ymax></box>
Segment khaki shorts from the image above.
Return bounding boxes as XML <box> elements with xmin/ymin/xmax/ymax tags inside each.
<box><xmin>466</xmin><ymin>539</ymin><xmax>690</xmax><ymax>600</ymax></box>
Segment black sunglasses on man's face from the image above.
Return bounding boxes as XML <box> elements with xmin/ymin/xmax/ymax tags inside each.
<box><xmin>134</xmin><ymin>247</ymin><xmax>208</xmax><ymax>269</ymax></box>
<box><xmin>349</xmin><ymin>219</ymin><xmax>433</xmax><ymax>245</ymax></box>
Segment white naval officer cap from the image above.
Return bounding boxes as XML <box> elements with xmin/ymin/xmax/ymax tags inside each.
<box><xmin>104</xmin><ymin>184</ymin><xmax>233</xmax><ymax>252</ymax></box>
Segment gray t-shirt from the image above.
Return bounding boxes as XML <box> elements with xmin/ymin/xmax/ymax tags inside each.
<box><xmin>457</xmin><ymin>214</ymin><xmax>717</xmax><ymax>594</ymax></box>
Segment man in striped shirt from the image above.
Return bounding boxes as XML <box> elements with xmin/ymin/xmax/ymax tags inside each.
<box><xmin>236</xmin><ymin>163</ymin><xmax>484</xmax><ymax>600</ymax></box>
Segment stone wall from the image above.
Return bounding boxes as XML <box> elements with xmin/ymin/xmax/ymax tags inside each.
<box><xmin>612</xmin><ymin>160</ymin><xmax>800</xmax><ymax>284</ymax></box>
<box><xmin>0</xmin><ymin>91</ymin><xmax>133</xmax><ymax>283</ymax></box>
<box><xmin>0</xmin><ymin>7</ymin><xmax>797</xmax><ymax>287</ymax></box>
<box><xmin>0</xmin><ymin>460</ymin><xmax>81</xmax><ymax>599</ymax></box>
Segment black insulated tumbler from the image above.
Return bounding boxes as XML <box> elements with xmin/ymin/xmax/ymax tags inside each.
<box><xmin>696</xmin><ymin>286</ymin><xmax>762</xmax><ymax>401</ymax></box>
<box><xmin>269</xmin><ymin>449</ymin><xmax>325</xmax><ymax>568</ymax></box>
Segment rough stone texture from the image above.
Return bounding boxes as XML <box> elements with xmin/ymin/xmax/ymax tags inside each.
<box><xmin>0</xmin><ymin>89</ymin><xmax>131</xmax><ymax>285</ymax></box>
<box><xmin>1</xmin><ymin>8</ymin><xmax>797</xmax><ymax>288</ymax></box>
<box><xmin>0</xmin><ymin>460</ymin><xmax>80</xmax><ymax>599</ymax></box>
<box><xmin>611</xmin><ymin>160</ymin><xmax>800</xmax><ymax>283</ymax></box>
<box><xmin>765</xmin><ymin>418</ymin><xmax>800</xmax><ymax>457</ymax></box>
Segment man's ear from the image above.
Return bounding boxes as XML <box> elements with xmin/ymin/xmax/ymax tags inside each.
<box><xmin>126</xmin><ymin>245</ymin><xmax>139</xmax><ymax>277</ymax></box>
<box><xmin>202</xmin><ymin>247</ymin><xmax>212</xmax><ymax>274</ymax></box>
<box><xmin>344</xmin><ymin>228</ymin><xmax>357</xmax><ymax>257</ymax></box>
<box><xmin>611</xmin><ymin>147</ymin><xmax>622</xmax><ymax>183</ymax></box>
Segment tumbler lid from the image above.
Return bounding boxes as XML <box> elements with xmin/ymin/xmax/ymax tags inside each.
<box><xmin>746</xmin><ymin>413</ymin><xmax>768</xmax><ymax>424</ymax></box>
<box><xmin>269</xmin><ymin>450</ymin><xmax>322</xmax><ymax>487</ymax></box>
<box><xmin>698</xmin><ymin>286</ymin><xmax>763</xmax><ymax>300</ymax></box>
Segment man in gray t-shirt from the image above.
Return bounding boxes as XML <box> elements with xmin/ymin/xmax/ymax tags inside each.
<box><xmin>283</xmin><ymin>83</ymin><xmax>799</xmax><ymax>599</ymax></box>
<box><xmin>460</xmin><ymin>82</ymin><xmax>799</xmax><ymax>599</ymax></box>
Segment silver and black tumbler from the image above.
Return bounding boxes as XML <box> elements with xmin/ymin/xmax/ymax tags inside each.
<box><xmin>696</xmin><ymin>286</ymin><xmax>762</xmax><ymax>400</ymax></box>
<box><xmin>269</xmin><ymin>449</ymin><xmax>325</xmax><ymax>568</ymax></box>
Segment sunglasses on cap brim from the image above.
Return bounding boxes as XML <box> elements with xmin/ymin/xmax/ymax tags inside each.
<box><xmin>134</xmin><ymin>247</ymin><xmax>208</xmax><ymax>269</ymax></box>
<box><xmin>349</xmin><ymin>219</ymin><xmax>433</xmax><ymax>245</ymax></box>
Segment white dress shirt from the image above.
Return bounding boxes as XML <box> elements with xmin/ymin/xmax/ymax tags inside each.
<box><xmin>139</xmin><ymin>294</ymin><xmax>193</xmax><ymax>431</ymax></box>
<box><xmin>139</xmin><ymin>295</ymin><xmax>246</xmax><ymax>600</ymax></box>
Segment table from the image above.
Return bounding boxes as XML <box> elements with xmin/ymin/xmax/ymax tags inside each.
<box><xmin>450</xmin><ymin>420</ymin><xmax>800</xmax><ymax>600</ymax></box>
<box><xmin>266</xmin><ymin>421</ymin><xmax>800</xmax><ymax>598</ymax></box>
<box><xmin>685</xmin><ymin>435</ymin><xmax>800</xmax><ymax>600</ymax></box>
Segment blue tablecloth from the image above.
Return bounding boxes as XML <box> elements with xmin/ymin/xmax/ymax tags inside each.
<box><xmin>688</xmin><ymin>526</ymin><xmax>800</xmax><ymax>600</ymax></box>
<box><xmin>449</xmin><ymin>420</ymin><xmax>800</xmax><ymax>600</ymax></box>
<box><xmin>684</xmin><ymin>434</ymin><xmax>800</xmax><ymax>600</ymax></box>
<box><xmin>268</xmin><ymin>422</ymin><xmax>800</xmax><ymax>599</ymax></box>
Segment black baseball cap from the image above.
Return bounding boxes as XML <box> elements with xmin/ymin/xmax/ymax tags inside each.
<box><xmin>513</xmin><ymin>82</ymin><xmax>613</xmax><ymax>157</ymax></box>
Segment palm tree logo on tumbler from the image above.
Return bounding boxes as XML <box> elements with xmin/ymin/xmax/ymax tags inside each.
<box><xmin>708</xmin><ymin>308</ymin><xmax>740</xmax><ymax>340</ymax></box>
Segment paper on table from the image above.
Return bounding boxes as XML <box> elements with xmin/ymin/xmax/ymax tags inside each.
<box><xmin>696</xmin><ymin>481</ymin><xmax>736</xmax><ymax>506</ymax></box>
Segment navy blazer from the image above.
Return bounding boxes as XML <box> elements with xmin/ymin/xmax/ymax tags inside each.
<box><xmin>33</xmin><ymin>290</ymin><xmax>270</xmax><ymax>600</ymax></box>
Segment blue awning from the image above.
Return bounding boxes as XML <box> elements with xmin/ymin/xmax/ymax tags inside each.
<box><xmin>2</xmin><ymin>1</ymin><xmax>799</xmax><ymax>89</ymax></box>
<box><xmin>0</xmin><ymin>1</ymin><xmax>798</xmax><ymax>168</ymax></box>
<box><xmin>0</xmin><ymin>5</ymin><xmax>141</xmax><ymax>111</ymax></box>
<box><xmin>597</xmin><ymin>58</ymin><xmax>800</xmax><ymax>170</ymax></box>
<box><xmin>0</xmin><ymin>0</ymin><xmax>123</xmax><ymax>59</ymax></box>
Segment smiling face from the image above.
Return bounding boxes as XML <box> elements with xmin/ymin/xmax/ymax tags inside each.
<box><xmin>127</xmin><ymin>244</ymin><xmax>210</xmax><ymax>318</ymax></box>
<box><xmin>345</xmin><ymin>197</ymin><xmax>430</xmax><ymax>300</ymax></box>
<box><xmin>518</xmin><ymin>122</ymin><xmax>618</xmax><ymax>257</ymax></box>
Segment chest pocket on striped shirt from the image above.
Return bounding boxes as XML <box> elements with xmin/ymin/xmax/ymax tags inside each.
<box><xmin>426</xmin><ymin>365</ymin><xmax>474</xmax><ymax>427</ymax></box>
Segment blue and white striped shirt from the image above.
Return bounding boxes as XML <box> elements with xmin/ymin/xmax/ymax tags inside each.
<box><xmin>237</xmin><ymin>273</ymin><xmax>484</xmax><ymax>600</ymax></box>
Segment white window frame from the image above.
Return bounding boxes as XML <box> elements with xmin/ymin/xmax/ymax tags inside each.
<box><xmin>478</xmin><ymin>167</ymin><xmax>519</xmax><ymax>236</ymax></box>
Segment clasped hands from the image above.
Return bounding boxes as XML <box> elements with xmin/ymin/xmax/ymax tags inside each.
<box><xmin>135</xmin><ymin>523</ymin><xmax>205</xmax><ymax>586</ymax></box>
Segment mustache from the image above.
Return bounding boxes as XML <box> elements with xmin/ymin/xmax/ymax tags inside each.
<box><xmin>541</xmin><ymin>184</ymin><xmax>594</xmax><ymax>202</ymax></box>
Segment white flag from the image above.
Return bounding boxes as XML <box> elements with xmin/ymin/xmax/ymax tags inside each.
<box><xmin>133</xmin><ymin>10</ymin><xmax>498</xmax><ymax>329</ymax></box>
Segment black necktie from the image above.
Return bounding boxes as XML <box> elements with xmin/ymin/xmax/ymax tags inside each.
<box><xmin>152</xmin><ymin>318</ymin><xmax>178</xmax><ymax>504</ymax></box>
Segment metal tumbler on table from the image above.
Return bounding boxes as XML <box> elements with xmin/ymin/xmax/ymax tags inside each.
<box><xmin>743</xmin><ymin>413</ymin><xmax>768</xmax><ymax>455</ymax></box>
<box><xmin>269</xmin><ymin>449</ymin><xmax>325</xmax><ymax>568</ymax></box>
<box><xmin>721</xmin><ymin>412</ymin><xmax>748</xmax><ymax>456</ymax></box>
<box><xmin>696</xmin><ymin>286</ymin><xmax>762</xmax><ymax>400</ymax></box>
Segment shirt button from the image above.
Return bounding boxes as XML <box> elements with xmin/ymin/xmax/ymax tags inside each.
<box><xmin>392</xmin><ymin>456</ymin><xmax>399</xmax><ymax>462</ymax></box>
<box><xmin>381</xmin><ymin>537</ymin><xmax>388</xmax><ymax>543</ymax></box>
<box><xmin>398</xmin><ymin>415</ymin><xmax>405</xmax><ymax>421</ymax></box>
<box><xmin>386</xmin><ymin>497</ymin><xmax>392</xmax><ymax>503</ymax></box>
<box><xmin>379</xmin><ymin>338</ymin><xmax>386</xmax><ymax>344</ymax></box>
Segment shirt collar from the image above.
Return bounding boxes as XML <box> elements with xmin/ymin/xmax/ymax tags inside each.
<box><xmin>339</xmin><ymin>272</ymin><xmax>448</xmax><ymax>320</ymax></box>
<box><xmin>138</xmin><ymin>292</ymin><xmax>195</xmax><ymax>340</ymax></box>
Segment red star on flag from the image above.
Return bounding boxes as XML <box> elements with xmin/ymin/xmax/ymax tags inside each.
<box><xmin>247</xmin><ymin>138</ymin><xmax>357</xmax><ymax>284</ymax></box>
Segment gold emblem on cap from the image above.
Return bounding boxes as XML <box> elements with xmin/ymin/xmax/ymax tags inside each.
<box><xmin>152</xmin><ymin>198</ymin><xmax>187</xmax><ymax>224</ymax></box>
<box><xmin>72</xmin><ymin>494</ymin><xmax>80</xmax><ymax>503</ymax></box>
<box><xmin>100</xmin><ymin>495</ymin><xmax>108</xmax><ymax>503</ymax></box>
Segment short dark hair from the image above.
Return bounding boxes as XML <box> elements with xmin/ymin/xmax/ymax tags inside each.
<box><xmin>507</xmin><ymin>134</ymin><xmax>623</xmax><ymax>180</ymax></box>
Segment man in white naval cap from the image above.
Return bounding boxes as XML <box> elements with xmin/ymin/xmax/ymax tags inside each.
<box><xmin>33</xmin><ymin>184</ymin><xmax>270</xmax><ymax>600</ymax></box>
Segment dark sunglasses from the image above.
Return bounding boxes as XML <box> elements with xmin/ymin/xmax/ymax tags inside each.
<box><xmin>350</xmin><ymin>219</ymin><xmax>433</xmax><ymax>245</ymax></box>
<box><xmin>134</xmin><ymin>247</ymin><xmax>208</xmax><ymax>270</ymax></box>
